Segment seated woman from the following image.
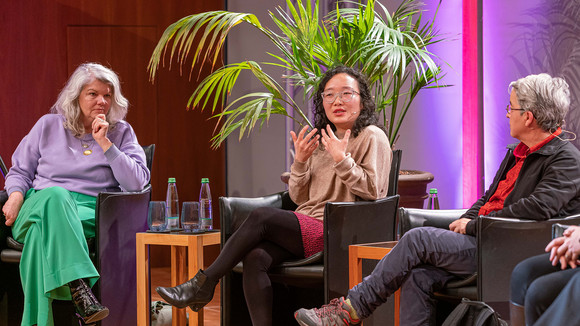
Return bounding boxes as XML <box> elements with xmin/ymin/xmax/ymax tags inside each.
<box><xmin>510</xmin><ymin>225</ymin><xmax>580</xmax><ymax>326</ymax></box>
<box><xmin>2</xmin><ymin>63</ymin><xmax>150</xmax><ymax>326</ymax></box>
<box><xmin>156</xmin><ymin>66</ymin><xmax>392</xmax><ymax>325</ymax></box>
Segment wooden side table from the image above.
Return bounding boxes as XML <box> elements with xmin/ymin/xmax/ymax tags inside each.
<box><xmin>349</xmin><ymin>241</ymin><xmax>400</xmax><ymax>326</ymax></box>
<box><xmin>136</xmin><ymin>231</ymin><xmax>221</xmax><ymax>326</ymax></box>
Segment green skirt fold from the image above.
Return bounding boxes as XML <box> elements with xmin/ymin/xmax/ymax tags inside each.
<box><xmin>11</xmin><ymin>187</ymin><xmax>99</xmax><ymax>326</ymax></box>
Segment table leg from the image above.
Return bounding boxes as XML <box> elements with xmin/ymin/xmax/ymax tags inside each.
<box><xmin>348</xmin><ymin>244</ymin><xmax>400</xmax><ymax>326</ymax></box>
<box><xmin>136</xmin><ymin>234</ymin><xmax>149</xmax><ymax>326</ymax></box>
<box><xmin>170</xmin><ymin>245</ymin><xmax>187</xmax><ymax>326</ymax></box>
<box><xmin>187</xmin><ymin>235</ymin><xmax>205</xmax><ymax>326</ymax></box>
<box><xmin>394</xmin><ymin>290</ymin><xmax>400</xmax><ymax>326</ymax></box>
<box><xmin>349</xmin><ymin>246</ymin><xmax>363</xmax><ymax>288</ymax></box>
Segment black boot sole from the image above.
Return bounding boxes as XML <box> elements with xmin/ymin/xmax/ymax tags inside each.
<box><xmin>83</xmin><ymin>307</ymin><xmax>110</xmax><ymax>323</ymax></box>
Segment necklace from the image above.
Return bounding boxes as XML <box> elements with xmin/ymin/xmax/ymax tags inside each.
<box><xmin>79</xmin><ymin>138</ymin><xmax>95</xmax><ymax>155</ymax></box>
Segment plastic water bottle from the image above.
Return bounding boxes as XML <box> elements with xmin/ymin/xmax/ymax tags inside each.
<box><xmin>199</xmin><ymin>178</ymin><xmax>213</xmax><ymax>230</ymax></box>
<box><xmin>166</xmin><ymin>177</ymin><xmax>180</xmax><ymax>230</ymax></box>
<box><xmin>427</xmin><ymin>188</ymin><xmax>440</xmax><ymax>209</ymax></box>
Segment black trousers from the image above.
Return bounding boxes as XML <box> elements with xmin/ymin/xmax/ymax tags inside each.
<box><xmin>510</xmin><ymin>253</ymin><xmax>580</xmax><ymax>325</ymax></box>
<box><xmin>204</xmin><ymin>207</ymin><xmax>304</xmax><ymax>326</ymax></box>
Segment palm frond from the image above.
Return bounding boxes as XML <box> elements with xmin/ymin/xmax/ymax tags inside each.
<box><xmin>149</xmin><ymin>0</ymin><xmax>451</xmax><ymax>148</ymax></box>
<box><xmin>148</xmin><ymin>11</ymin><xmax>263</xmax><ymax>81</ymax></box>
<box><xmin>209</xmin><ymin>93</ymin><xmax>304</xmax><ymax>148</ymax></box>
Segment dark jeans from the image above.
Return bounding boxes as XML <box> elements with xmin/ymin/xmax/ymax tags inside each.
<box><xmin>347</xmin><ymin>227</ymin><xmax>476</xmax><ymax>326</ymax></box>
<box><xmin>510</xmin><ymin>253</ymin><xmax>579</xmax><ymax>325</ymax></box>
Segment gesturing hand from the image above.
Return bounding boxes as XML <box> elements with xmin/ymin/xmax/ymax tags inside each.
<box><xmin>290</xmin><ymin>126</ymin><xmax>319</xmax><ymax>163</ymax></box>
<box><xmin>92</xmin><ymin>114</ymin><xmax>113</xmax><ymax>152</ymax></box>
<box><xmin>321</xmin><ymin>125</ymin><xmax>349</xmax><ymax>163</ymax></box>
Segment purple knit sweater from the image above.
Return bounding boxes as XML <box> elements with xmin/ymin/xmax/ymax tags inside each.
<box><xmin>5</xmin><ymin>114</ymin><xmax>150</xmax><ymax>197</ymax></box>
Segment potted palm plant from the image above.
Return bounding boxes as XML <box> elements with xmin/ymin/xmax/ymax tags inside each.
<box><xmin>148</xmin><ymin>0</ymin><xmax>448</xmax><ymax>207</ymax></box>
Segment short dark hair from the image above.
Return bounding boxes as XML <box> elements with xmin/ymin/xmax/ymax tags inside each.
<box><xmin>313</xmin><ymin>66</ymin><xmax>383</xmax><ymax>137</ymax></box>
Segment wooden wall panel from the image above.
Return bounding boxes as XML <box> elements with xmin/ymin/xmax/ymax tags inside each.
<box><xmin>67</xmin><ymin>25</ymin><xmax>158</xmax><ymax>143</ymax></box>
<box><xmin>0</xmin><ymin>1</ymin><xmax>226</xmax><ymax>224</ymax></box>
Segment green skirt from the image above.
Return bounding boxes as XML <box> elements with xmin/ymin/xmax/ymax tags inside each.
<box><xmin>11</xmin><ymin>187</ymin><xmax>100</xmax><ymax>326</ymax></box>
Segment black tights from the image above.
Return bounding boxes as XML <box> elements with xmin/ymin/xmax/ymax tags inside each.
<box><xmin>204</xmin><ymin>207</ymin><xmax>304</xmax><ymax>326</ymax></box>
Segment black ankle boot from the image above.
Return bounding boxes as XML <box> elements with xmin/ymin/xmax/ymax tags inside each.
<box><xmin>156</xmin><ymin>269</ymin><xmax>218</xmax><ymax>312</ymax></box>
<box><xmin>69</xmin><ymin>279</ymin><xmax>109</xmax><ymax>323</ymax></box>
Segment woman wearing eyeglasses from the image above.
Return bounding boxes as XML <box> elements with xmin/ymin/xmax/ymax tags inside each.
<box><xmin>156</xmin><ymin>66</ymin><xmax>391</xmax><ymax>326</ymax></box>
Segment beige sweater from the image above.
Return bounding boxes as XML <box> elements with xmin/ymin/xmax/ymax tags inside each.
<box><xmin>289</xmin><ymin>125</ymin><xmax>392</xmax><ymax>221</ymax></box>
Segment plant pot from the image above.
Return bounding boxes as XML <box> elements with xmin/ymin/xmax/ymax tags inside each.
<box><xmin>398</xmin><ymin>170</ymin><xmax>434</xmax><ymax>209</ymax></box>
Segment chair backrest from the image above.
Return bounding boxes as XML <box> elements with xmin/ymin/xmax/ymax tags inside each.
<box><xmin>324</xmin><ymin>194</ymin><xmax>400</xmax><ymax>301</ymax></box>
<box><xmin>399</xmin><ymin>207</ymin><xmax>466</xmax><ymax>236</ymax></box>
<box><xmin>0</xmin><ymin>153</ymin><xmax>8</xmax><ymax>180</ymax></box>
<box><xmin>387</xmin><ymin>149</ymin><xmax>402</xmax><ymax>196</ymax></box>
<box><xmin>142</xmin><ymin>144</ymin><xmax>155</xmax><ymax>172</ymax></box>
<box><xmin>219</xmin><ymin>191</ymin><xmax>297</xmax><ymax>241</ymax></box>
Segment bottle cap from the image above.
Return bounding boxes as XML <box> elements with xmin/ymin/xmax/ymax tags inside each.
<box><xmin>168</xmin><ymin>177</ymin><xmax>176</xmax><ymax>183</ymax></box>
<box><xmin>201</xmin><ymin>178</ymin><xmax>209</xmax><ymax>183</ymax></box>
<box><xmin>429</xmin><ymin>188</ymin><xmax>438</xmax><ymax>194</ymax></box>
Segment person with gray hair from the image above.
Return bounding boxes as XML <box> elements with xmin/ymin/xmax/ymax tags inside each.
<box><xmin>52</xmin><ymin>62</ymin><xmax>130</xmax><ymax>136</ymax></box>
<box><xmin>509</xmin><ymin>73</ymin><xmax>570</xmax><ymax>134</ymax></box>
<box><xmin>2</xmin><ymin>62</ymin><xmax>150</xmax><ymax>325</ymax></box>
<box><xmin>295</xmin><ymin>73</ymin><xmax>580</xmax><ymax>326</ymax></box>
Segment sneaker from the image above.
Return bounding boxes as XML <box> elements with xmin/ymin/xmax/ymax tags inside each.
<box><xmin>294</xmin><ymin>297</ymin><xmax>360</xmax><ymax>326</ymax></box>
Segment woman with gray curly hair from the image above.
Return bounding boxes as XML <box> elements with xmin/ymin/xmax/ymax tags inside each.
<box><xmin>2</xmin><ymin>62</ymin><xmax>150</xmax><ymax>325</ymax></box>
<box><xmin>52</xmin><ymin>62</ymin><xmax>130</xmax><ymax>136</ymax></box>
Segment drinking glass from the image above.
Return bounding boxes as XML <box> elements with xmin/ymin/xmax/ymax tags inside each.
<box><xmin>181</xmin><ymin>201</ymin><xmax>200</xmax><ymax>232</ymax></box>
<box><xmin>147</xmin><ymin>201</ymin><xmax>167</xmax><ymax>232</ymax></box>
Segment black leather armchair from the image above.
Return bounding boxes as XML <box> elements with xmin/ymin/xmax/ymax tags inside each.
<box><xmin>219</xmin><ymin>150</ymin><xmax>401</xmax><ymax>326</ymax></box>
<box><xmin>0</xmin><ymin>144</ymin><xmax>154</xmax><ymax>326</ymax></box>
<box><xmin>398</xmin><ymin>207</ymin><xmax>580</xmax><ymax>318</ymax></box>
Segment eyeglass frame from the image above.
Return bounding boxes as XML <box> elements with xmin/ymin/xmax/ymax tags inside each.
<box><xmin>321</xmin><ymin>89</ymin><xmax>360</xmax><ymax>103</ymax></box>
<box><xmin>506</xmin><ymin>104</ymin><xmax>525</xmax><ymax>114</ymax></box>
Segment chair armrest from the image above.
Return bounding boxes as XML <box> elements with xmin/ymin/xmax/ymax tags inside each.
<box><xmin>95</xmin><ymin>184</ymin><xmax>151</xmax><ymax>326</ymax></box>
<box><xmin>0</xmin><ymin>190</ymin><xmax>6</xmax><ymax>206</ymax></box>
<box><xmin>477</xmin><ymin>215</ymin><xmax>580</xmax><ymax>303</ymax></box>
<box><xmin>398</xmin><ymin>207</ymin><xmax>467</xmax><ymax>236</ymax></box>
<box><xmin>324</xmin><ymin>195</ymin><xmax>399</xmax><ymax>301</ymax></box>
<box><xmin>219</xmin><ymin>191</ymin><xmax>297</xmax><ymax>242</ymax></box>
<box><xmin>0</xmin><ymin>190</ymin><xmax>9</xmax><ymax>250</ymax></box>
<box><xmin>552</xmin><ymin>223</ymin><xmax>572</xmax><ymax>239</ymax></box>
<box><xmin>95</xmin><ymin>185</ymin><xmax>151</xmax><ymax>268</ymax></box>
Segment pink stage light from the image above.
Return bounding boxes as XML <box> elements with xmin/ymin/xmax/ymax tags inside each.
<box><xmin>462</xmin><ymin>0</ymin><xmax>482</xmax><ymax>207</ymax></box>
